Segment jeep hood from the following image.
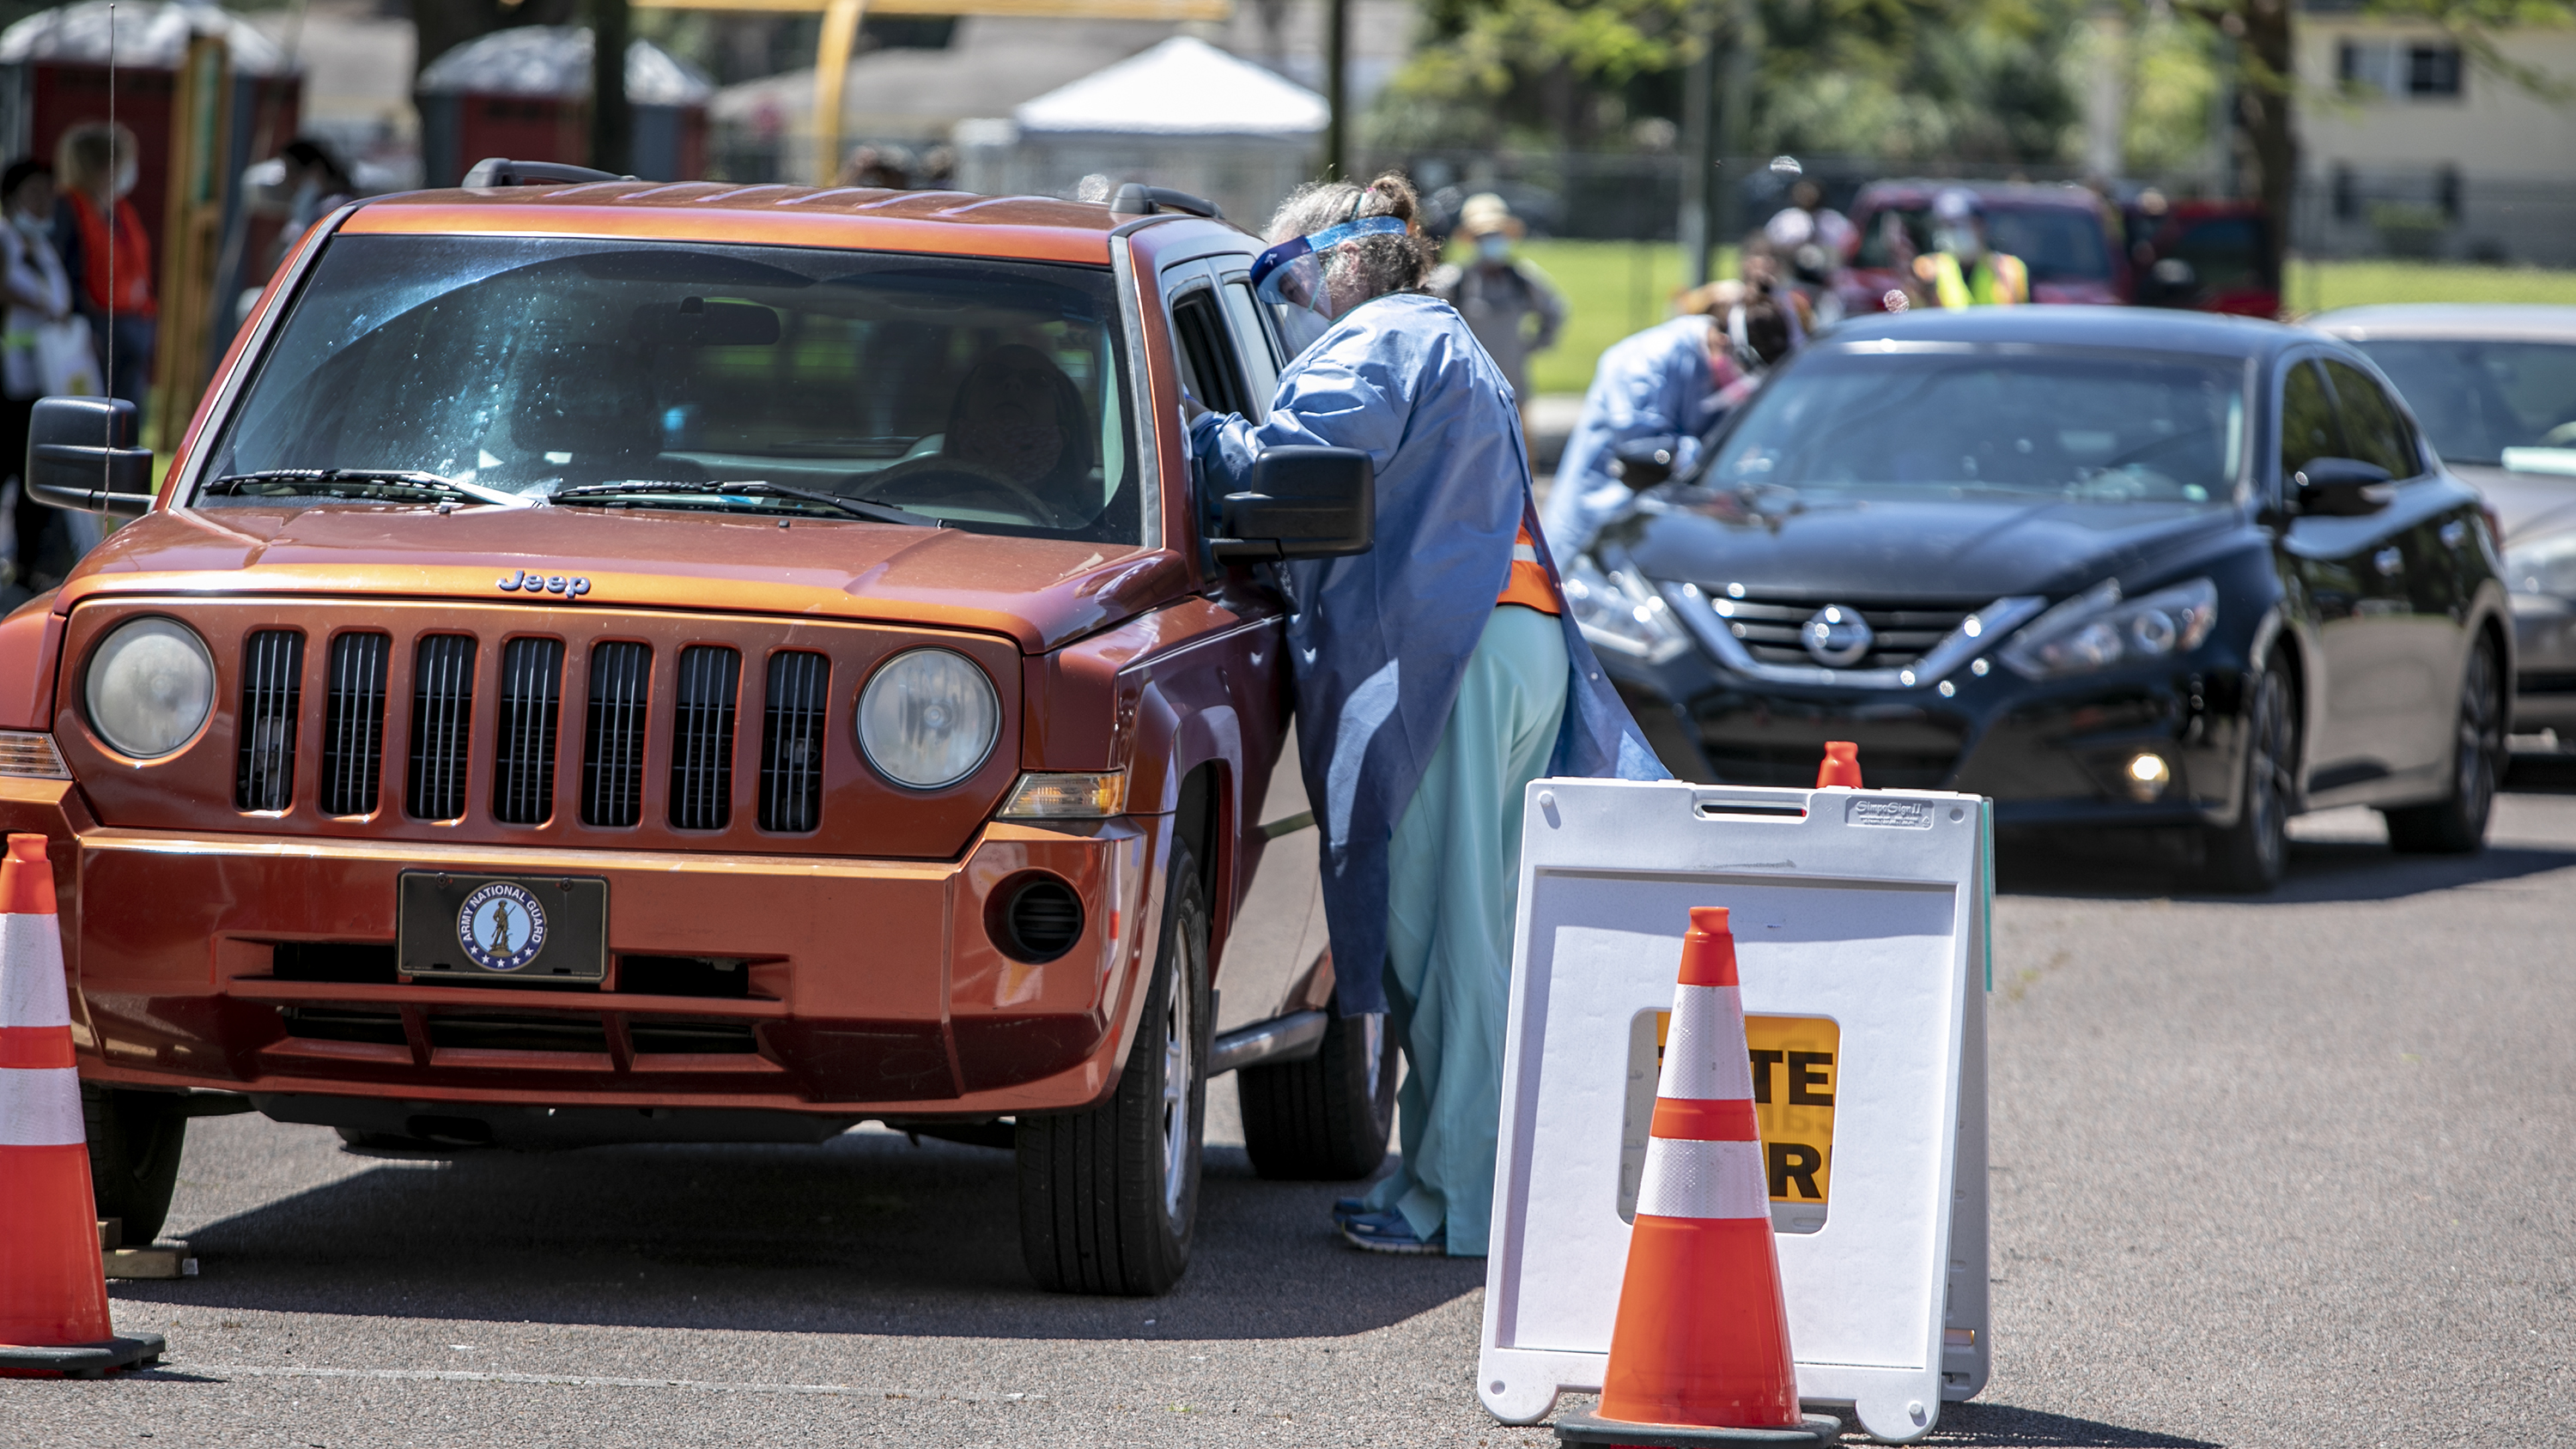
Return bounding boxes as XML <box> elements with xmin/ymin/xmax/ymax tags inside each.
<box><xmin>53</xmin><ymin>505</ymin><xmax>1187</xmax><ymax>652</ymax></box>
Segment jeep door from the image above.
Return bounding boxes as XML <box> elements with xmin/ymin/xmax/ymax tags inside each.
<box><xmin>1157</xmin><ymin>252</ymin><xmax>1329</xmax><ymax>1039</ymax></box>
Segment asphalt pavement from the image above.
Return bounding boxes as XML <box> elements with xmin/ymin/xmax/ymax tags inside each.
<box><xmin>6</xmin><ymin>767</ymin><xmax>2574</xmax><ymax>1446</ymax></box>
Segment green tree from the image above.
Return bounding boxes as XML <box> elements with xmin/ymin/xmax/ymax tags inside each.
<box><xmin>1370</xmin><ymin>0</ymin><xmax>2085</xmax><ymax>165</ymax></box>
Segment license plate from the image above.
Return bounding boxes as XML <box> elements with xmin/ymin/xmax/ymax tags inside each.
<box><xmin>397</xmin><ymin>871</ymin><xmax>609</xmax><ymax>984</ymax></box>
<box><xmin>1619</xmin><ymin>1011</ymin><xmax>1840</xmax><ymax>1234</ymax></box>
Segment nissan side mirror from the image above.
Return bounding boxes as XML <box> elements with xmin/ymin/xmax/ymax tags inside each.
<box><xmin>28</xmin><ymin>397</ymin><xmax>154</xmax><ymax>516</ymax></box>
<box><xmin>2292</xmin><ymin>456</ymin><xmax>2393</xmax><ymax>518</ymax></box>
<box><xmin>1609</xmin><ymin>436</ymin><xmax>1679</xmax><ymax>491</ymax></box>
<box><xmin>1210</xmin><ymin>446</ymin><xmax>1373</xmax><ymax>561</ymax></box>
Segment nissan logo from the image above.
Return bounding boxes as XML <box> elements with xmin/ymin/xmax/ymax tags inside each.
<box><xmin>1802</xmin><ymin>604</ymin><xmax>1874</xmax><ymax>667</ymax></box>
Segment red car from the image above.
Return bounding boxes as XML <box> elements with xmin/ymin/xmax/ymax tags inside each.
<box><xmin>3</xmin><ymin>170</ymin><xmax>1391</xmax><ymax>1296</ymax></box>
<box><xmin>1838</xmin><ymin>180</ymin><xmax>2129</xmax><ymax>312</ymax></box>
<box><xmin>2122</xmin><ymin>197</ymin><xmax>2281</xmax><ymax>318</ymax></box>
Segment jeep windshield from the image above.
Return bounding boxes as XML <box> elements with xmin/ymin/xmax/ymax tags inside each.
<box><xmin>1701</xmin><ymin>347</ymin><xmax>2247</xmax><ymax>505</ymax></box>
<box><xmin>195</xmin><ymin>235</ymin><xmax>1148</xmax><ymax>544</ymax></box>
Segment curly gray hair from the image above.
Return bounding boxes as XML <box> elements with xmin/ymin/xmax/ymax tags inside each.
<box><xmin>1265</xmin><ymin>173</ymin><xmax>1436</xmax><ymax>304</ymax></box>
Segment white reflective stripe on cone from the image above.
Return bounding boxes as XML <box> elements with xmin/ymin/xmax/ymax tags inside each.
<box><xmin>0</xmin><ymin>912</ymin><xmax>71</xmax><ymax>1030</ymax></box>
<box><xmin>1632</xmin><ymin>1137</ymin><xmax>1770</xmax><ymax>1221</ymax></box>
<box><xmin>1656</xmin><ymin>984</ymin><xmax>1755</xmax><ymax>1101</ymax></box>
<box><xmin>1511</xmin><ymin>543</ymin><xmax>1540</xmax><ymax>562</ymax></box>
<box><xmin>0</xmin><ymin>1064</ymin><xmax>84</xmax><ymax>1147</ymax></box>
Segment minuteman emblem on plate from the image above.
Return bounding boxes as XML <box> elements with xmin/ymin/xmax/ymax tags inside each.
<box><xmin>457</xmin><ymin>882</ymin><xmax>548</xmax><ymax>972</ymax></box>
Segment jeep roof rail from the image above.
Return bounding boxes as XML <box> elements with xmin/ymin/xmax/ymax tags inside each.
<box><xmin>461</xmin><ymin>158</ymin><xmax>636</xmax><ymax>188</ymax></box>
<box><xmin>1109</xmin><ymin>184</ymin><xmax>1223</xmax><ymax>221</ymax></box>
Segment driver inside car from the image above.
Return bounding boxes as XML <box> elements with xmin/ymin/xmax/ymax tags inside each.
<box><xmin>864</xmin><ymin>343</ymin><xmax>1094</xmax><ymax>526</ymax></box>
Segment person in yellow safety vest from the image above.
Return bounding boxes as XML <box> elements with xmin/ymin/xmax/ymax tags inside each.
<box><xmin>1911</xmin><ymin>188</ymin><xmax>2027</xmax><ymax>308</ymax></box>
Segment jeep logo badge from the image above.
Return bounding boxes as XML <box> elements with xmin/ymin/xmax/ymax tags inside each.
<box><xmin>1801</xmin><ymin>604</ymin><xmax>1873</xmax><ymax>667</ymax></box>
<box><xmin>499</xmin><ymin>570</ymin><xmax>592</xmax><ymax>598</ymax></box>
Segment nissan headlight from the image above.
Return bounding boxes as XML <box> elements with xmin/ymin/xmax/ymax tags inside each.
<box><xmin>1564</xmin><ymin>555</ymin><xmax>1690</xmax><ymax>664</ymax></box>
<box><xmin>2000</xmin><ymin>578</ymin><xmax>2219</xmax><ymax>680</ymax></box>
<box><xmin>85</xmin><ymin>617</ymin><xmax>216</xmax><ymax>759</ymax></box>
<box><xmin>2504</xmin><ymin>530</ymin><xmax>2576</xmax><ymax>597</ymax></box>
<box><xmin>858</xmin><ymin>648</ymin><xmax>999</xmax><ymax>789</ymax></box>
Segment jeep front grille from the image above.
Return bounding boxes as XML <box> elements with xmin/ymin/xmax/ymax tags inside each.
<box><xmin>670</xmin><ymin>645</ymin><xmax>739</xmax><ymax>830</ymax></box>
<box><xmin>758</xmin><ymin>651</ymin><xmax>829</xmax><ymax>834</ymax></box>
<box><xmin>581</xmin><ymin>641</ymin><xmax>650</xmax><ymax>828</ymax></box>
<box><xmin>235</xmin><ymin>630</ymin><xmax>303</xmax><ymax>810</ymax></box>
<box><xmin>151</xmin><ymin>606</ymin><xmax>1017</xmax><ymax>846</ymax></box>
<box><xmin>320</xmin><ymin>632</ymin><xmax>390</xmax><ymax>815</ymax></box>
<box><xmin>491</xmin><ymin>637</ymin><xmax>564</xmax><ymax>825</ymax></box>
<box><xmin>406</xmin><ymin>634</ymin><xmax>477</xmax><ymax>820</ymax></box>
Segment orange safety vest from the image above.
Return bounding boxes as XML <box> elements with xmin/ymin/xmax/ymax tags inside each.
<box><xmin>66</xmin><ymin>192</ymin><xmax>153</xmax><ymax>318</ymax></box>
<box><xmin>1497</xmin><ymin>522</ymin><xmax>1563</xmax><ymax>615</ymax></box>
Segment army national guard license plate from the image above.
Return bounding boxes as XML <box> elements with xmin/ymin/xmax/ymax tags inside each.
<box><xmin>397</xmin><ymin>871</ymin><xmax>610</xmax><ymax>983</ymax></box>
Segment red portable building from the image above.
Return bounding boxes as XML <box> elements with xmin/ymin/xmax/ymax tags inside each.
<box><xmin>416</xmin><ymin>27</ymin><xmax>712</xmax><ymax>188</ymax></box>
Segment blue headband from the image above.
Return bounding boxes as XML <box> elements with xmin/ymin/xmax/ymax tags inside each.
<box><xmin>1249</xmin><ymin>215</ymin><xmax>1410</xmax><ymax>291</ymax></box>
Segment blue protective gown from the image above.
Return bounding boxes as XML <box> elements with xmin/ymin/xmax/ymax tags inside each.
<box><xmin>1190</xmin><ymin>291</ymin><xmax>1668</xmax><ymax>1022</ymax></box>
<box><xmin>1539</xmin><ymin>315</ymin><xmax>1727</xmax><ymax>556</ymax></box>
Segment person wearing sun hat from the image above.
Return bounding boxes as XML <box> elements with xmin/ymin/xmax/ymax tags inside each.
<box><xmin>1428</xmin><ymin>192</ymin><xmax>1564</xmax><ymax>427</ymax></box>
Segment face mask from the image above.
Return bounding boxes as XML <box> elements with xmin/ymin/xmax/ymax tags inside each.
<box><xmin>111</xmin><ymin>159</ymin><xmax>137</xmax><ymax>198</ymax></box>
<box><xmin>1476</xmin><ymin>233</ymin><xmax>1510</xmax><ymax>262</ymax></box>
<box><xmin>1935</xmin><ymin>226</ymin><xmax>1981</xmax><ymax>260</ymax></box>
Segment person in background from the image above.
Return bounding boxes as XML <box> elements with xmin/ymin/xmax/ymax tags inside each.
<box><xmin>1427</xmin><ymin>192</ymin><xmax>1564</xmax><ymax>427</ymax></box>
<box><xmin>836</xmin><ymin>144</ymin><xmax>912</xmax><ymax>190</ymax></box>
<box><xmin>1914</xmin><ymin>188</ymin><xmax>2026</xmax><ymax>309</ymax></box>
<box><xmin>52</xmin><ymin>122</ymin><xmax>153</xmax><ymax>412</ymax></box>
<box><xmin>0</xmin><ymin>157</ymin><xmax>70</xmax><ymax>593</ymax></box>
<box><xmin>1540</xmin><ymin>282</ymin><xmax>1794</xmax><ymax>556</ymax></box>
<box><xmin>1190</xmin><ymin>173</ymin><xmax>1665</xmax><ymax>1258</ymax></box>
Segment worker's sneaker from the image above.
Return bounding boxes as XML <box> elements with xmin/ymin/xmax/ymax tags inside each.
<box><xmin>1339</xmin><ymin>1209</ymin><xmax>1444</xmax><ymax>1255</ymax></box>
<box><xmin>1330</xmin><ymin>1197</ymin><xmax>1367</xmax><ymax>1226</ymax></box>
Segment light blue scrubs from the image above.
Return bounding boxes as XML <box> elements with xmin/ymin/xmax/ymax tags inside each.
<box><xmin>1540</xmin><ymin>315</ymin><xmax>1725</xmax><ymax>555</ymax></box>
<box><xmin>1366</xmin><ymin>603</ymin><xmax>1567</xmax><ymax>1254</ymax></box>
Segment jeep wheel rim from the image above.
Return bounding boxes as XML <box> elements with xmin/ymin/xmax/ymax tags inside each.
<box><xmin>1159</xmin><ymin>945</ymin><xmax>1194</xmax><ymax>1224</ymax></box>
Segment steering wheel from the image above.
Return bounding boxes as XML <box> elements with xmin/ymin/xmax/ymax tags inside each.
<box><xmin>848</xmin><ymin>455</ymin><xmax>1069</xmax><ymax>528</ymax></box>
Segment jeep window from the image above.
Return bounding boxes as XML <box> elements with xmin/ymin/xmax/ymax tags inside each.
<box><xmin>197</xmin><ymin>236</ymin><xmax>1148</xmax><ymax>544</ymax></box>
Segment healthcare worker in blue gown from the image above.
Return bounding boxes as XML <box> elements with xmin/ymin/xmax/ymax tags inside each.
<box><xmin>1540</xmin><ymin>281</ymin><xmax>1792</xmax><ymax>556</ymax></box>
<box><xmin>1190</xmin><ymin>173</ymin><xmax>1669</xmax><ymax>1257</ymax></box>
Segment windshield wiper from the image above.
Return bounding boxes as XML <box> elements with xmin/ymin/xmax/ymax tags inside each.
<box><xmin>205</xmin><ymin>469</ymin><xmax>535</xmax><ymax>509</ymax></box>
<box><xmin>550</xmin><ymin>479</ymin><xmax>942</xmax><ymax>528</ymax></box>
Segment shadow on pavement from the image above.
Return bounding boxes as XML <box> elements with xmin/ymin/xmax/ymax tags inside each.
<box><xmin>110</xmin><ymin>1136</ymin><xmax>1480</xmax><ymax>1341</ymax></box>
<box><xmin>1917</xmin><ymin>1403</ymin><xmax>2223</xmax><ymax>1447</ymax></box>
<box><xmin>1998</xmin><ymin>791</ymin><xmax>2576</xmax><ymax>904</ymax></box>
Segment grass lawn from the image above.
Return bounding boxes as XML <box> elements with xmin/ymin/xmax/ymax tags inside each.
<box><xmin>1496</xmin><ymin>239</ymin><xmax>2576</xmax><ymax>398</ymax></box>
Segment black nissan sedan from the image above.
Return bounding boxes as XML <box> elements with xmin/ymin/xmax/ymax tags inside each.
<box><xmin>1570</xmin><ymin>307</ymin><xmax>2512</xmax><ymax>891</ymax></box>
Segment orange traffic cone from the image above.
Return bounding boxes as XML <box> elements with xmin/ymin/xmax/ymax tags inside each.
<box><xmin>1555</xmin><ymin>908</ymin><xmax>1835</xmax><ymax>1447</ymax></box>
<box><xmin>0</xmin><ymin>834</ymin><xmax>163</xmax><ymax>1378</ymax></box>
<box><xmin>1816</xmin><ymin>742</ymin><xmax>1862</xmax><ymax>789</ymax></box>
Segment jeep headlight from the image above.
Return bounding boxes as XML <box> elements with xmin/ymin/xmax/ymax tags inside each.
<box><xmin>86</xmin><ymin>617</ymin><xmax>216</xmax><ymax>759</ymax></box>
<box><xmin>2504</xmin><ymin>530</ymin><xmax>2576</xmax><ymax>597</ymax></box>
<box><xmin>1564</xmin><ymin>555</ymin><xmax>1690</xmax><ymax>664</ymax></box>
<box><xmin>2000</xmin><ymin>578</ymin><xmax>2219</xmax><ymax>680</ymax></box>
<box><xmin>858</xmin><ymin>648</ymin><xmax>999</xmax><ymax>789</ymax></box>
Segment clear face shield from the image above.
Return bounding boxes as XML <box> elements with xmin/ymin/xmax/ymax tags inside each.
<box><xmin>1249</xmin><ymin>215</ymin><xmax>1410</xmax><ymax>358</ymax></box>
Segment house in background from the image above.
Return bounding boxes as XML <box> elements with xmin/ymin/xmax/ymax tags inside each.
<box><xmin>2294</xmin><ymin>0</ymin><xmax>2576</xmax><ymax>264</ymax></box>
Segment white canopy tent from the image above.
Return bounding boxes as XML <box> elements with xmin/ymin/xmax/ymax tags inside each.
<box><xmin>958</xmin><ymin>37</ymin><xmax>1324</xmax><ymax>227</ymax></box>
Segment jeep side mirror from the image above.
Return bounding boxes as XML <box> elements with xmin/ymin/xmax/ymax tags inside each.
<box><xmin>28</xmin><ymin>397</ymin><xmax>154</xmax><ymax>516</ymax></box>
<box><xmin>1211</xmin><ymin>446</ymin><xmax>1374</xmax><ymax>561</ymax></box>
<box><xmin>2292</xmin><ymin>456</ymin><xmax>2392</xmax><ymax>518</ymax></box>
<box><xmin>1609</xmin><ymin>436</ymin><xmax>1679</xmax><ymax>491</ymax></box>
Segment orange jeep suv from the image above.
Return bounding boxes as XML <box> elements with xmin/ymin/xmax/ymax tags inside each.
<box><xmin>3</xmin><ymin>169</ymin><xmax>1388</xmax><ymax>1295</ymax></box>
